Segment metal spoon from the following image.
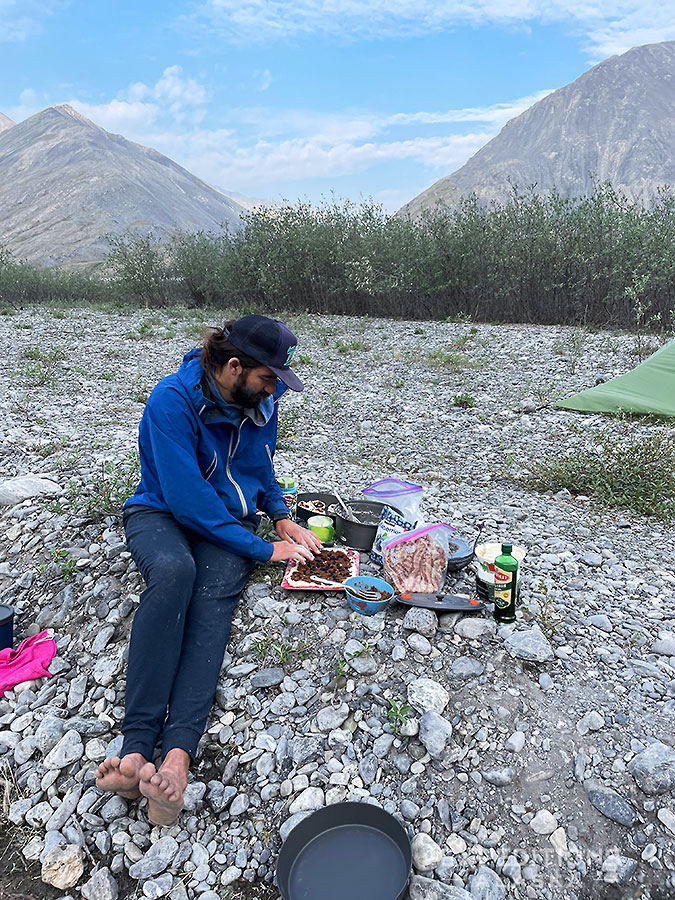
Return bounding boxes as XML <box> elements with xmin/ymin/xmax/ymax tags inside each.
<box><xmin>333</xmin><ymin>488</ymin><xmax>361</xmax><ymax>523</ymax></box>
<box><xmin>310</xmin><ymin>576</ymin><xmax>380</xmax><ymax>599</ymax></box>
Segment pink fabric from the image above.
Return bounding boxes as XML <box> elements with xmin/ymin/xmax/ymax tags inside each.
<box><xmin>0</xmin><ymin>630</ymin><xmax>57</xmax><ymax>697</ymax></box>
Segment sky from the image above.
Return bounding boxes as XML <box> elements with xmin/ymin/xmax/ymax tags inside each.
<box><xmin>1</xmin><ymin>2</ymin><xmax>675</xmax><ymax>211</ymax></box>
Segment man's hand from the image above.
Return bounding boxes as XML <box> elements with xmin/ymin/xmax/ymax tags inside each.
<box><xmin>275</xmin><ymin>519</ymin><xmax>323</xmax><ymax>554</ymax></box>
<box><xmin>270</xmin><ymin>540</ymin><xmax>314</xmax><ymax>563</ymax></box>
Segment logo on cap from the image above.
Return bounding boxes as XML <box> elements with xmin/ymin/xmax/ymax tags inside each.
<box><xmin>284</xmin><ymin>344</ymin><xmax>296</xmax><ymax>366</ymax></box>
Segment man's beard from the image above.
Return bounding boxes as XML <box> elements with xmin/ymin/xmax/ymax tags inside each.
<box><xmin>231</xmin><ymin>372</ymin><xmax>266</xmax><ymax>408</ymax></box>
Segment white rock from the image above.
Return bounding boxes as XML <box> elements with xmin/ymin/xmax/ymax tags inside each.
<box><xmin>407</xmin><ymin>678</ymin><xmax>449</xmax><ymax>715</ymax></box>
<box><xmin>576</xmin><ymin>710</ymin><xmax>605</xmax><ymax>735</ymax></box>
<box><xmin>220</xmin><ymin>866</ymin><xmax>242</xmax><ymax>886</ymax></box>
<box><xmin>601</xmin><ymin>854</ymin><xmax>638</xmax><ymax>884</ymax></box>
<box><xmin>652</xmin><ymin>633</ymin><xmax>675</xmax><ymax>656</ymax></box>
<box><xmin>41</xmin><ymin>844</ymin><xmax>84</xmax><ymax>889</ymax></box>
<box><xmin>529</xmin><ymin>809</ymin><xmax>558</xmax><ymax>835</ymax></box>
<box><xmin>0</xmin><ymin>474</ymin><xmax>62</xmax><ymax>506</ymax></box>
<box><xmin>411</xmin><ymin>833</ymin><xmax>443</xmax><ymax>872</ymax></box>
<box><xmin>657</xmin><ymin>807</ymin><xmax>675</xmax><ymax>834</ymax></box>
<box><xmin>505</xmin><ymin>730</ymin><xmax>526</xmax><ymax>752</ymax></box>
<box><xmin>469</xmin><ymin>865</ymin><xmax>506</xmax><ymax>900</ymax></box>
<box><xmin>81</xmin><ymin>866</ymin><xmax>118</xmax><ymax>900</ymax></box>
<box><xmin>549</xmin><ymin>827</ymin><xmax>568</xmax><ymax>856</ymax></box>
<box><xmin>445</xmin><ymin>834</ymin><xmax>467</xmax><ymax>854</ymax></box>
<box><xmin>454</xmin><ymin>618</ymin><xmax>496</xmax><ymax>639</ymax></box>
<box><xmin>504</xmin><ymin>625</ymin><xmax>554</xmax><ymax>662</ymax></box>
<box><xmin>288</xmin><ymin>787</ymin><xmax>325</xmax><ymax>814</ymax></box>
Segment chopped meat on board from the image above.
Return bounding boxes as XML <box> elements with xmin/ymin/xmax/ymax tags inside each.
<box><xmin>289</xmin><ymin>547</ymin><xmax>354</xmax><ymax>585</ymax></box>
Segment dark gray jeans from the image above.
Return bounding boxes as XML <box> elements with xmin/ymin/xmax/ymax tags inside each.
<box><xmin>121</xmin><ymin>506</ymin><xmax>255</xmax><ymax>761</ymax></box>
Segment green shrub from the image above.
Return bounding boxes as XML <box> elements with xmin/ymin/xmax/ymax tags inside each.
<box><xmin>83</xmin><ymin>452</ymin><xmax>141</xmax><ymax>517</ymax></box>
<box><xmin>276</xmin><ymin>408</ymin><xmax>300</xmax><ymax>448</ymax></box>
<box><xmin>453</xmin><ymin>394</ymin><xmax>476</xmax><ymax>408</ymax></box>
<box><xmin>525</xmin><ymin>429</ymin><xmax>675</xmax><ymax>519</ymax></box>
<box><xmin>426</xmin><ymin>350</ymin><xmax>476</xmax><ymax>371</ymax></box>
<box><xmin>5</xmin><ymin>181</ymin><xmax>675</xmax><ymax>329</ymax></box>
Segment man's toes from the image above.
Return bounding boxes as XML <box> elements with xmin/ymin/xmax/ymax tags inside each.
<box><xmin>160</xmin><ymin>776</ymin><xmax>175</xmax><ymax>796</ymax></box>
<box><xmin>97</xmin><ymin>757</ymin><xmax>118</xmax><ymax>778</ymax></box>
<box><xmin>139</xmin><ymin>763</ymin><xmax>156</xmax><ymax>782</ymax></box>
<box><xmin>119</xmin><ymin>757</ymin><xmax>140</xmax><ymax>778</ymax></box>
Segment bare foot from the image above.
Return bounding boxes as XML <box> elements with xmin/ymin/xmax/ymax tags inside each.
<box><xmin>95</xmin><ymin>753</ymin><xmax>146</xmax><ymax>799</ymax></box>
<box><xmin>139</xmin><ymin>749</ymin><xmax>190</xmax><ymax>826</ymax></box>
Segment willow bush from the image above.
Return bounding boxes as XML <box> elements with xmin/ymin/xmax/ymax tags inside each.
<box><xmin>162</xmin><ymin>186</ymin><xmax>675</xmax><ymax>327</ymax></box>
<box><xmin>0</xmin><ymin>245</ymin><xmax>117</xmax><ymax>308</ymax></box>
<box><xmin>3</xmin><ymin>184</ymin><xmax>675</xmax><ymax>329</ymax></box>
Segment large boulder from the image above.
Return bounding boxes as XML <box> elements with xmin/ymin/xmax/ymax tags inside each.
<box><xmin>628</xmin><ymin>741</ymin><xmax>675</xmax><ymax>796</ymax></box>
<box><xmin>0</xmin><ymin>474</ymin><xmax>62</xmax><ymax>506</ymax></box>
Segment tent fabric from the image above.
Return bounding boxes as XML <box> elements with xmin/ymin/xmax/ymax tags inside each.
<box><xmin>557</xmin><ymin>338</ymin><xmax>675</xmax><ymax>417</ymax></box>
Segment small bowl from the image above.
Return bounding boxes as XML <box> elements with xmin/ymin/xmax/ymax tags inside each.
<box><xmin>446</xmin><ymin>535</ymin><xmax>474</xmax><ymax>573</ymax></box>
<box><xmin>344</xmin><ymin>576</ymin><xmax>394</xmax><ymax>616</ymax></box>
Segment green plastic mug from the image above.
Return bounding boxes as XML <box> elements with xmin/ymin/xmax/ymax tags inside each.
<box><xmin>307</xmin><ymin>515</ymin><xmax>335</xmax><ymax>543</ymax></box>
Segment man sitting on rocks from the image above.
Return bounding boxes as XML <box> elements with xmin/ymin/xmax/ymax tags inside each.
<box><xmin>95</xmin><ymin>315</ymin><xmax>320</xmax><ymax>825</ymax></box>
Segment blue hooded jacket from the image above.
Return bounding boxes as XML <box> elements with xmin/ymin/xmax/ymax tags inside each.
<box><xmin>125</xmin><ymin>349</ymin><xmax>291</xmax><ymax>561</ymax></box>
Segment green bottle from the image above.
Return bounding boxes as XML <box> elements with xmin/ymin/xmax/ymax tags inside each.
<box><xmin>493</xmin><ymin>543</ymin><xmax>518</xmax><ymax>623</ymax></box>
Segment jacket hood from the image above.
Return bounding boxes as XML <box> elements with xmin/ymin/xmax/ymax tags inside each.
<box><xmin>176</xmin><ymin>348</ymin><xmax>286</xmax><ymax>425</ymax></box>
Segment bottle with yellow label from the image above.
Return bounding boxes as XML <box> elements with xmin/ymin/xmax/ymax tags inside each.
<box><xmin>493</xmin><ymin>542</ymin><xmax>518</xmax><ymax>623</ymax></box>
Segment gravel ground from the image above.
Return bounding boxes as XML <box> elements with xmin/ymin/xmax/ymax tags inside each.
<box><xmin>0</xmin><ymin>306</ymin><xmax>674</xmax><ymax>900</ymax></box>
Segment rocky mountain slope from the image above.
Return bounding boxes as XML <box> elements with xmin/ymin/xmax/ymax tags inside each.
<box><xmin>401</xmin><ymin>41</ymin><xmax>675</xmax><ymax>217</ymax></box>
<box><xmin>0</xmin><ymin>111</ymin><xmax>14</xmax><ymax>134</ymax></box>
<box><xmin>215</xmin><ymin>188</ymin><xmax>282</xmax><ymax>212</ymax></box>
<box><xmin>0</xmin><ymin>105</ymin><xmax>246</xmax><ymax>268</ymax></box>
<box><xmin>0</xmin><ymin>308</ymin><xmax>673</xmax><ymax>900</ymax></box>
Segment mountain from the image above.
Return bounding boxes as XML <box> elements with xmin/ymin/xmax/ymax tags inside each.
<box><xmin>0</xmin><ymin>112</ymin><xmax>14</xmax><ymax>134</ymax></box>
<box><xmin>214</xmin><ymin>188</ymin><xmax>282</xmax><ymax>212</ymax></box>
<box><xmin>0</xmin><ymin>105</ymin><xmax>246</xmax><ymax>267</ymax></box>
<box><xmin>401</xmin><ymin>41</ymin><xmax>675</xmax><ymax>217</ymax></box>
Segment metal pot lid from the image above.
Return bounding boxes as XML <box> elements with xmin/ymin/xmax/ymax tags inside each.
<box><xmin>276</xmin><ymin>801</ymin><xmax>411</xmax><ymax>900</ymax></box>
<box><xmin>396</xmin><ymin>592</ymin><xmax>485</xmax><ymax>612</ymax></box>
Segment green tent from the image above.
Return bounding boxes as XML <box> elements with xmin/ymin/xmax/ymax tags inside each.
<box><xmin>557</xmin><ymin>338</ymin><xmax>675</xmax><ymax>417</ymax></box>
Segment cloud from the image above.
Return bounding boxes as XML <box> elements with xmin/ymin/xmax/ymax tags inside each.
<box><xmin>255</xmin><ymin>69</ymin><xmax>274</xmax><ymax>91</ymax></box>
<box><xmin>209</xmin><ymin>88</ymin><xmax>545</xmax><ymax>146</ymax></box>
<box><xmin>116</xmin><ymin>122</ymin><xmax>495</xmax><ymax>191</ymax></box>
<box><xmin>23</xmin><ymin>78</ymin><xmax>540</xmax><ymax>192</ymax></box>
<box><xmin>67</xmin><ymin>100</ymin><xmax>160</xmax><ymax>132</ymax></box>
<box><xmin>185</xmin><ymin>1</ymin><xmax>675</xmax><ymax>58</ymax></box>
<box><xmin>112</xmin><ymin>84</ymin><xmax>549</xmax><ymax>192</ymax></box>
<box><xmin>103</xmin><ymin>83</ymin><xmax>550</xmax><ymax>195</ymax></box>
<box><xmin>125</xmin><ymin>66</ymin><xmax>208</xmax><ymax>113</ymax></box>
<box><xmin>578</xmin><ymin>8</ymin><xmax>675</xmax><ymax>59</ymax></box>
<box><xmin>0</xmin><ymin>0</ymin><xmax>61</xmax><ymax>42</ymax></box>
<box><xmin>5</xmin><ymin>66</ymin><xmax>209</xmax><ymax>134</ymax></box>
<box><xmin>385</xmin><ymin>90</ymin><xmax>554</xmax><ymax>128</ymax></box>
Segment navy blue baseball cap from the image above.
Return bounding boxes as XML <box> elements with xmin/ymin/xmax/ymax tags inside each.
<box><xmin>226</xmin><ymin>314</ymin><xmax>303</xmax><ymax>392</ymax></box>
